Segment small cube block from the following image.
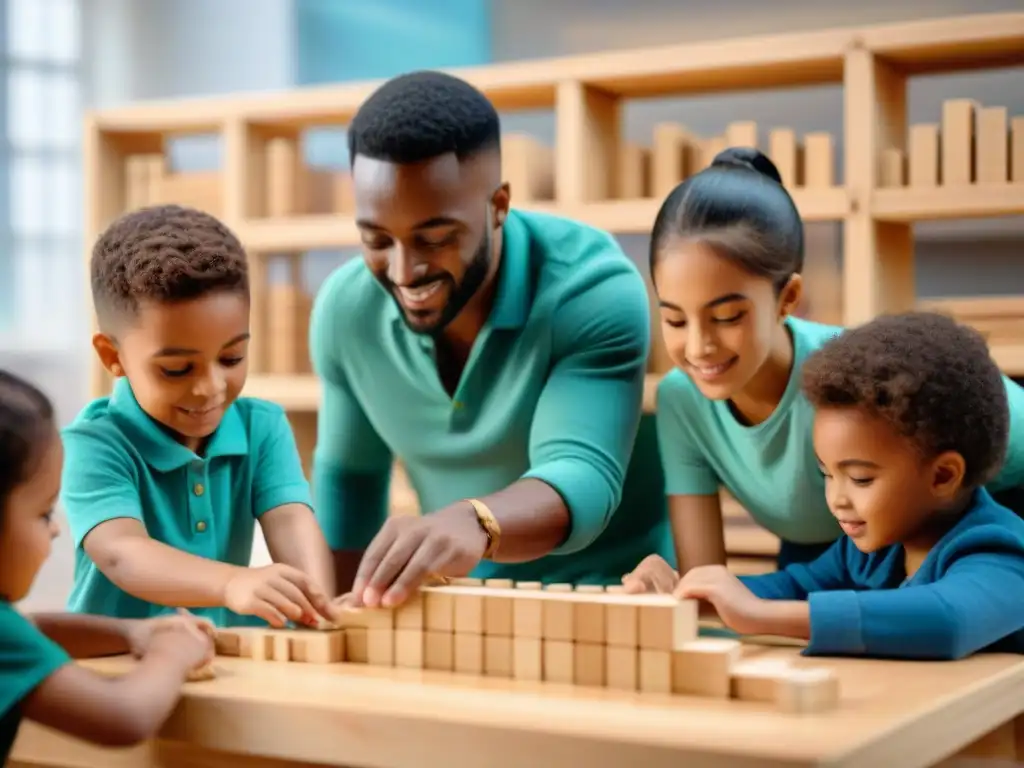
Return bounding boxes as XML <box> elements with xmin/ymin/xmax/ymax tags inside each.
<box><xmin>731</xmin><ymin>658</ymin><xmax>793</xmax><ymax>702</ymax></box>
<box><xmin>483</xmin><ymin>579</ymin><xmax>514</xmax><ymax>636</ymax></box>
<box><xmin>638</xmin><ymin>649</ymin><xmax>671</xmax><ymax>693</ymax></box>
<box><xmin>250</xmin><ymin>632</ymin><xmax>274</xmax><ymax>661</ymax></box>
<box><xmin>573</xmin><ymin>642</ymin><xmax>606</xmax><ymax>687</ymax></box>
<box><xmin>572</xmin><ymin>586</ymin><xmax>605</xmax><ymax>644</ymax></box>
<box><xmin>513</xmin><ymin>638</ymin><xmax>542</xmax><ymax>681</ymax></box>
<box><xmin>671</xmin><ymin>638</ymin><xmax>741</xmax><ymax>698</ymax></box>
<box><xmin>638</xmin><ymin>599</ymin><xmax>698</xmax><ymax>650</ymax></box>
<box><xmin>424</xmin><ymin>631</ymin><xmax>453</xmax><ymax>671</ymax></box>
<box><xmin>484</xmin><ymin>635</ymin><xmax>513</xmax><ymax>678</ymax></box>
<box><xmin>606</xmin><ymin>646</ymin><xmax>638</xmax><ymax>691</ymax></box>
<box><xmin>345</xmin><ymin>628</ymin><xmax>368</xmax><ymax>663</ymax></box>
<box><xmin>394</xmin><ymin>629</ymin><xmax>424</xmax><ymax>669</ymax></box>
<box><xmin>543</xmin><ymin>639</ymin><xmax>574</xmax><ymax>684</ymax></box>
<box><xmin>513</xmin><ymin>582</ymin><xmax>543</xmax><ymax>638</ymax></box>
<box><xmin>605</xmin><ymin>600</ymin><xmax>639</xmax><ymax>647</ymax></box>
<box><xmin>424</xmin><ymin>591</ymin><xmax>454</xmax><ymax>632</ymax></box>
<box><xmin>775</xmin><ymin>668</ymin><xmax>840</xmax><ymax>714</ymax></box>
<box><xmin>541</xmin><ymin>584</ymin><xmax>574</xmax><ymax>641</ymax></box>
<box><xmin>454</xmin><ymin>633</ymin><xmax>484</xmax><ymax>675</ymax></box>
<box><xmin>366</xmin><ymin>628</ymin><xmax>394</xmax><ymax>666</ymax></box>
<box><xmin>272</xmin><ymin>633</ymin><xmax>291</xmax><ymax>662</ymax></box>
<box><xmin>303</xmin><ymin>630</ymin><xmax>345</xmax><ymax>664</ymax></box>
<box><xmin>394</xmin><ymin>593</ymin><xmax>425</xmax><ymax>629</ymax></box>
<box><xmin>454</xmin><ymin>593</ymin><xmax>485</xmax><ymax>634</ymax></box>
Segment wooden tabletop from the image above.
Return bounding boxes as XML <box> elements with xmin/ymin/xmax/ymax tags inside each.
<box><xmin>11</xmin><ymin>645</ymin><xmax>1024</xmax><ymax>768</ymax></box>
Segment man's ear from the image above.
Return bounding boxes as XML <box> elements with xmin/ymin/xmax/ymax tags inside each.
<box><xmin>92</xmin><ymin>333</ymin><xmax>123</xmax><ymax>377</ymax></box>
<box><xmin>492</xmin><ymin>183</ymin><xmax>510</xmax><ymax>229</ymax></box>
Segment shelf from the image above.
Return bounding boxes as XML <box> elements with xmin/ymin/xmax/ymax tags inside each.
<box><xmin>992</xmin><ymin>343</ymin><xmax>1024</xmax><ymax>378</ymax></box>
<box><xmin>238</xmin><ymin>190</ymin><xmax>849</xmax><ymax>252</ymax></box>
<box><xmin>872</xmin><ymin>184</ymin><xmax>1024</xmax><ymax>222</ymax></box>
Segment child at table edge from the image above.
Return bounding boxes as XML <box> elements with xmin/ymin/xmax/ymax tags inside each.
<box><xmin>0</xmin><ymin>368</ymin><xmax>214</xmax><ymax>762</ymax></box>
<box><xmin>678</xmin><ymin>312</ymin><xmax>1024</xmax><ymax>660</ymax></box>
<box><xmin>60</xmin><ymin>205</ymin><xmax>336</xmax><ymax>629</ymax></box>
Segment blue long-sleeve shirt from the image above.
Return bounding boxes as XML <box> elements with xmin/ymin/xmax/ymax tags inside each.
<box><xmin>740</xmin><ymin>488</ymin><xmax>1024</xmax><ymax>660</ymax></box>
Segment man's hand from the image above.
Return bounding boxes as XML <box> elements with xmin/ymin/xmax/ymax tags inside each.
<box><xmin>351</xmin><ymin>505</ymin><xmax>488</xmax><ymax>608</ymax></box>
<box><xmin>125</xmin><ymin>608</ymin><xmax>215</xmax><ymax>659</ymax></box>
<box><xmin>621</xmin><ymin>554</ymin><xmax>679</xmax><ymax>594</ymax></box>
<box><xmin>674</xmin><ymin>565</ymin><xmax>769</xmax><ymax>635</ymax></box>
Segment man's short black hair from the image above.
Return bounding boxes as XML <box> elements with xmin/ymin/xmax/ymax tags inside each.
<box><xmin>801</xmin><ymin>311</ymin><xmax>1010</xmax><ymax>489</ymax></box>
<box><xmin>91</xmin><ymin>204</ymin><xmax>249</xmax><ymax>330</ymax></box>
<box><xmin>347</xmin><ymin>70</ymin><xmax>501</xmax><ymax>166</ymax></box>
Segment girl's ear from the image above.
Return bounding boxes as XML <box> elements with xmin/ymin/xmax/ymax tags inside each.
<box><xmin>777</xmin><ymin>272</ymin><xmax>803</xmax><ymax>320</ymax></box>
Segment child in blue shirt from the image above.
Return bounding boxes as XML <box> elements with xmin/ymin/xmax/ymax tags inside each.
<box><xmin>0</xmin><ymin>368</ymin><xmax>213</xmax><ymax>764</ymax></box>
<box><xmin>675</xmin><ymin>311</ymin><xmax>1024</xmax><ymax>660</ymax></box>
<box><xmin>62</xmin><ymin>205</ymin><xmax>336</xmax><ymax>628</ymax></box>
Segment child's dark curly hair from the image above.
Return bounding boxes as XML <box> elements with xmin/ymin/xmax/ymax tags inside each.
<box><xmin>91</xmin><ymin>204</ymin><xmax>249</xmax><ymax>330</ymax></box>
<box><xmin>801</xmin><ymin>311</ymin><xmax>1009</xmax><ymax>489</ymax></box>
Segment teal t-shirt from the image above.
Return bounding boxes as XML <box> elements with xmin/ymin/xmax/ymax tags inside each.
<box><xmin>658</xmin><ymin>316</ymin><xmax>1024</xmax><ymax>545</ymax></box>
<box><xmin>61</xmin><ymin>378</ymin><xmax>314</xmax><ymax>626</ymax></box>
<box><xmin>309</xmin><ymin>208</ymin><xmax>672</xmax><ymax>584</ymax></box>
<box><xmin>0</xmin><ymin>602</ymin><xmax>70</xmax><ymax>764</ymax></box>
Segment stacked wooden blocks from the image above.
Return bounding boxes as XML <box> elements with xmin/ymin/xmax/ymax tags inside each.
<box><xmin>213</xmin><ymin>579</ymin><xmax>839</xmax><ymax>714</ymax></box>
<box><xmin>881</xmin><ymin>98</ymin><xmax>1024</xmax><ymax>188</ymax></box>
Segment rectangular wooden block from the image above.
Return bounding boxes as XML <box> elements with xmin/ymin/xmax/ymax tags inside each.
<box><xmin>803</xmin><ymin>132</ymin><xmax>834</xmax><ymax>187</ymax></box>
<box><xmin>272</xmin><ymin>633</ymin><xmax>291</xmax><ymax>662</ymax></box>
<box><xmin>574</xmin><ymin>642</ymin><xmax>606</xmax><ymax>687</ymax></box>
<box><xmin>616</xmin><ymin>143</ymin><xmax>650</xmax><ymax>199</ymax></box>
<box><xmin>394</xmin><ymin>629</ymin><xmax>424</xmax><ymax>669</ymax></box>
<box><xmin>879</xmin><ymin>148</ymin><xmax>905</xmax><ymax>188</ymax></box>
<box><xmin>424</xmin><ymin>591</ymin><xmax>454</xmax><ymax>632</ymax></box>
<box><xmin>725</xmin><ymin>120</ymin><xmax>757</xmax><ymax>149</ymax></box>
<box><xmin>214</xmin><ymin>629</ymin><xmax>242</xmax><ymax>657</ymax></box>
<box><xmin>977</xmin><ymin>106</ymin><xmax>1009</xmax><ymax>184</ymax></box>
<box><xmin>909</xmin><ymin>124</ymin><xmax>940</xmax><ymax>186</ymax></box>
<box><xmin>250</xmin><ymin>632</ymin><xmax>274</xmax><ymax>661</ymax></box>
<box><xmin>638</xmin><ymin>599</ymin><xmax>698</xmax><ymax>650</ymax></box>
<box><xmin>638</xmin><ymin>649</ymin><xmax>671</xmax><ymax>693</ymax></box>
<box><xmin>606</xmin><ymin>645</ymin><xmax>638</xmax><ymax>691</ymax></box>
<box><xmin>453</xmin><ymin>632</ymin><xmax>483</xmax><ymax>675</ymax></box>
<box><xmin>345</xmin><ymin>627</ymin><xmax>368</xmax><ymax>663</ymax></box>
<box><xmin>941</xmin><ymin>99</ymin><xmax>977</xmax><ymax>185</ymax></box>
<box><xmin>768</xmin><ymin>128</ymin><xmax>802</xmax><ymax>188</ymax></box>
<box><xmin>513</xmin><ymin>637</ymin><xmax>542</xmax><ymax>681</ymax></box>
<box><xmin>366</xmin><ymin>628</ymin><xmax>394</xmax><ymax>666</ymax></box>
<box><xmin>541</xmin><ymin>584</ymin><xmax>574</xmax><ymax>641</ymax></box>
<box><xmin>730</xmin><ymin>658</ymin><xmax>793</xmax><ymax>702</ymax></box>
<box><xmin>1010</xmin><ymin>116</ymin><xmax>1024</xmax><ymax>183</ymax></box>
<box><xmin>394</xmin><ymin>593</ymin><xmax>424</xmax><ymax>629</ymax></box>
<box><xmin>671</xmin><ymin>638</ymin><xmax>742</xmax><ymax>698</ymax></box>
<box><xmin>424</xmin><ymin>631</ymin><xmax>453</xmax><ymax>671</ymax></box>
<box><xmin>484</xmin><ymin>635</ymin><xmax>513</xmax><ymax>678</ymax></box>
<box><xmin>454</xmin><ymin>592</ymin><xmax>484</xmax><ymax>634</ymax></box>
<box><xmin>573</xmin><ymin>586</ymin><xmax>605</xmax><ymax>644</ymax></box>
<box><xmin>334</xmin><ymin>606</ymin><xmax>394</xmax><ymax>630</ymax></box>
<box><xmin>512</xmin><ymin>585</ymin><xmax>543</xmax><ymax>639</ymax></box>
<box><xmin>292</xmin><ymin>630</ymin><xmax>346</xmax><ymax>663</ymax></box>
<box><xmin>483</xmin><ymin>578</ymin><xmax>514</xmax><ymax>636</ymax></box>
<box><xmin>775</xmin><ymin>668</ymin><xmax>840</xmax><ymax>714</ymax></box>
<box><xmin>543</xmin><ymin>639</ymin><xmax>574</xmax><ymax>684</ymax></box>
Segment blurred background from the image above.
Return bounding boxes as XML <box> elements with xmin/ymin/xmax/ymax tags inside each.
<box><xmin>5</xmin><ymin>0</ymin><xmax>1023</xmax><ymax>609</ymax></box>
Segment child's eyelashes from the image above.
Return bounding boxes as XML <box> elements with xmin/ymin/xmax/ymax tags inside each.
<box><xmin>663</xmin><ymin>311</ymin><xmax>745</xmax><ymax>329</ymax></box>
<box><xmin>850</xmin><ymin>477</ymin><xmax>875</xmax><ymax>487</ymax></box>
<box><xmin>159</xmin><ymin>356</ymin><xmax>245</xmax><ymax>379</ymax></box>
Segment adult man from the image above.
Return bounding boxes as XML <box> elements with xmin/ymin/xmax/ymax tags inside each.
<box><xmin>310</xmin><ymin>70</ymin><xmax>670</xmax><ymax>608</ymax></box>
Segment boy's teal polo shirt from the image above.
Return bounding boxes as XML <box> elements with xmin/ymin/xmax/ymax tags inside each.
<box><xmin>61</xmin><ymin>377</ymin><xmax>313</xmax><ymax>626</ymax></box>
<box><xmin>310</xmin><ymin>208</ymin><xmax>672</xmax><ymax>584</ymax></box>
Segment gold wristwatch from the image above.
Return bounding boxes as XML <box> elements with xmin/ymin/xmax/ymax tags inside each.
<box><xmin>466</xmin><ymin>498</ymin><xmax>501</xmax><ymax>559</ymax></box>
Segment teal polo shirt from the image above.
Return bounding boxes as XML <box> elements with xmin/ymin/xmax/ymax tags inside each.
<box><xmin>61</xmin><ymin>377</ymin><xmax>313</xmax><ymax>626</ymax></box>
<box><xmin>309</xmin><ymin>208</ymin><xmax>672</xmax><ymax>584</ymax></box>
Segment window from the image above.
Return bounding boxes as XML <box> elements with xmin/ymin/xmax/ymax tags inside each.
<box><xmin>0</xmin><ymin>0</ymin><xmax>82</xmax><ymax>349</ymax></box>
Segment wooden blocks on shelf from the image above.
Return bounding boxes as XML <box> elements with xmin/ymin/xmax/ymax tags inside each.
<box><xmin>210</xmin><ymin>581</ymin><xmax>839</xmax><ymax>714</ymax></box>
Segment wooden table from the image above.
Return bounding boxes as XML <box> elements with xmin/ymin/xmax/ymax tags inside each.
<box><xmin>10</xmin><ymin>645</ymin><xmax>1024</xmax><ymax>768</ymax></box>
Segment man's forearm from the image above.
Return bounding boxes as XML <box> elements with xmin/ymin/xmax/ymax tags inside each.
<box><xmin>30</xmin><ymin>613</ymin><xmax>132</xmax><ymax>659</ymax></box>
<box><xmin>447</xmin><ymin>478</ymin><xmax>570</xmax><ymax>562</ymax></box>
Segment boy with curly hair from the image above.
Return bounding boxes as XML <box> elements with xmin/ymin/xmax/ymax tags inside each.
<box><xmin>675</xmin><ymin>311</ymin><xmax>1024</xmax><ymax>660</ymax></box>
<box><xmin>61</xmin><ymin>205</ymin><xmax>336</xmax><ymax>628</ymax></box>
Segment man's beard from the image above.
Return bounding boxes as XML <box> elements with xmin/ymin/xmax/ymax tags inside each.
<box><xmin>391</xmin><ymin>226</ymin><xmax>493</xmax><ymax>336</ymax></box>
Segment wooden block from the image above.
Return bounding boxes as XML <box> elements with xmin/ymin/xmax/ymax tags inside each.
<box><xmin>453</xmin><ymin>633</ymin><xmax>483</xmax><ymax>675</ymax></box>
<box><xmin>214</xmin><ymin>629</ymin><xmax>242</xmax><ymax>657</ymax></box>
<box><xmin>451</xmin><ymin>577</ymin><xmax>482</xmax><ymax>586</ymax></box>
<box><xmin>424</xmin><ymin>591</ymin><xmax>454</xmax><ymax>632</ymax></box>
<box><xmin>573</xmin><ymin>586</ymin><xmax>605</xmax><ymax>644</ymax></box>
<box><xmin>394</xmin><ymin>629</ymin><xmax>424</xmax><ymax>669</ymax></box>
<box><xmin>543</xmin><ymin>639</ymin><xmax>574</xmax><ymax>684</ymax></box>
<box><xmin>484</xmin><ymin>635</ymin><xmax>513</xmax><ymax>678</ymax></box>
<box><xmin>768</xmin><ymin>128</ymin><xmax>802</xmax><ymax>188</ymax></box>
<box><xmin>302</xmin><ymin>630</ymin><xmax>345</xmax><ymax>664</ymax></box>
<box><xmin>513</xmin><ymin>637</ymin><xmax>542</xmax><ymax>681</ymax></box>
<box><xmin>424</xmin><ymin>631</ymin><xmax>453</xmax><ymax>671</ymax></box>
<box><xmin>606</xmin><ymin>646</ymin><xmax>638</xmax><ymax>691</ymax></box>
<box><xmin>604</xmin><ymin>585</ymin><xmax>626</xmax><ymax>594</ymax></box>
<box><xmin>731</xmin><ymin>658</ymin><xmax>793</xmax><ymax>702</ymax></box>
<box><xmin>651</xmin><ymin>123</ymin><xmax>689</xmax><ymax>197</ymax></box>
<box><xmin>272</xmin><ymin>633</ymin><xmax>292</xmax><ymax>662</ymax></box>
<box><xmin>803</xmin><ymin>132</ymin><xmax>834</xmax><ymax>188</ymax></box>
<box><xmin>879</xmin><ymin>148</ymin><xmax>905</xmax><ymax>188</ymax></box>
<box><xmin>366</xmin><ymin>628</ymin><xmax>394</xmax><ymax>666</ymax></box>
<box><xmin>542</xmin><ymin>594</ymin><xmax>574</xmax><ymax>641</ymax></box>
<box><xmin>395</xmin><ymin>593</ymin><xmax>424</xmax><ymax>629</ymax></box>
<box><xmin>344</xmin><ymin>628</ymin><xmax>368</xmax><ymax>663</ymax></box>
<box><xmin>512</xmin><ymin>588</ymin><xmax>544</xmax><ymax>639</ymax></box>
<box><xmin>725</xmin><ymin>120</ymin><xmax>757</xmax><ymax>150</ymax></box>
<box><xmin>616</xmin><ymin>143</ymin><xmax>650</xmax><ymax>199</ymax></box>
<box><xmin>334</xmin><ymin>606</ymin><xmax>394</xmax><ymax>630</ymax></box>
<box><xmin>977</xmin><ymin>106</ymin><xmax>1009</xmax><ymax>184</ymax></box>
<box><xmin>483</xmin><ymin>578</ymin><xmax>514</xmax><ymax>636</ymax></box>
<box><xmin>638</xmin><ymin>649</ymin><xmax>672</xmax><ymax>693</ymax></box>
<box><xmin>775</xmin><ymin>668</ymin><xmax>840</xmax><ymax>714</ymax></box>
<box><xmin>574</xmin><ymin>642</ymin><xmax>606</xmax><ymax>687</ymax></box>
<box><xmin>638</xmin><ymin>599</ymin><xmax>698</xmax><ymax>650</ymax></box>
<box><xmin>671</xmin><ymin>638</ymin><xmax>742</xmax><ymax>698</ymax></box>
<box><xmin>250</xmin><ymin>632</ymin><xmax>274</xmax><ymax>661</ymax></box>
<box><xmin>1012</xmin><ymin>117</ymin><xmax>1024</xmax><ymax>183</ymax></box>
<box><xmin>909</xmin><ymin>124</ymin><xmax>940</xmax><ymax>186</ymax></box>
<box><xmin>454</xmin><ymin>592</ymin><xmax>484</xmax><ymax>634</ymax></box>
<box><xmin>941</xmin><ymin>99</ymin><xmax>977</xmax><ymax>185</ymax></box>
<box><xmin>701</xmin><ymin>135</ymin><xmax>728</xmax><ymax>171</ymax></box>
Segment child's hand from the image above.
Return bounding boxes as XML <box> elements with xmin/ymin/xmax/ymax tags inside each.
<box><xmin>621</xmin><ymin>554</ymin><xmax>679</xmax><ymax>594</ymax></box>
<box><xmin>223</xmin><ymin>564</ymin><xmax>331</xmax><ymax>628</ymax></box>
<box><xmin>126</xmin><ymin>608</ymin><xmax>215</xmax><ymax>658</ymax></box>
<box><xmin>144</xmin><ymin>613</ymin><xmax>215</xmax><ymax>674</ymax></box>
<box><xmin>674</xmin><ymin>565</ymin><xmax>766</xmax><ymax>634</ymax></box>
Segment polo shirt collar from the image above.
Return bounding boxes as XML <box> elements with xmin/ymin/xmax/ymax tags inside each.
<box><xmin>383</xmin><ymin>208</ymin><xmax>534</xmax><ymax>332</ymax></box>
<box><xmin>108</xmin><ymin>377</ymin><xmax>249</xmax><ymax>472</ymax></box>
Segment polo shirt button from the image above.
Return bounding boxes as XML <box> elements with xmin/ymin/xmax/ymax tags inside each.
<box><xmin>196</xmin><ymin>521</ymin><xmax>207</xmax><ymax>533</ymax></box>
<box><xmin>453</xmin><ymin>400</ymin><xmax>464</xmax><ymax>410</ymax></box>
<box><xmin>193</xmin><ymin>483</ymin><xmax>205</xmax><ymax>496</ymax></box>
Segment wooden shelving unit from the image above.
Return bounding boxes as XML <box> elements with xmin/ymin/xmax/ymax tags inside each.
<box><xmin>83</xmin><ymin>12</ymin><xmax>1024</xmax><ymax>558</ymax></box>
